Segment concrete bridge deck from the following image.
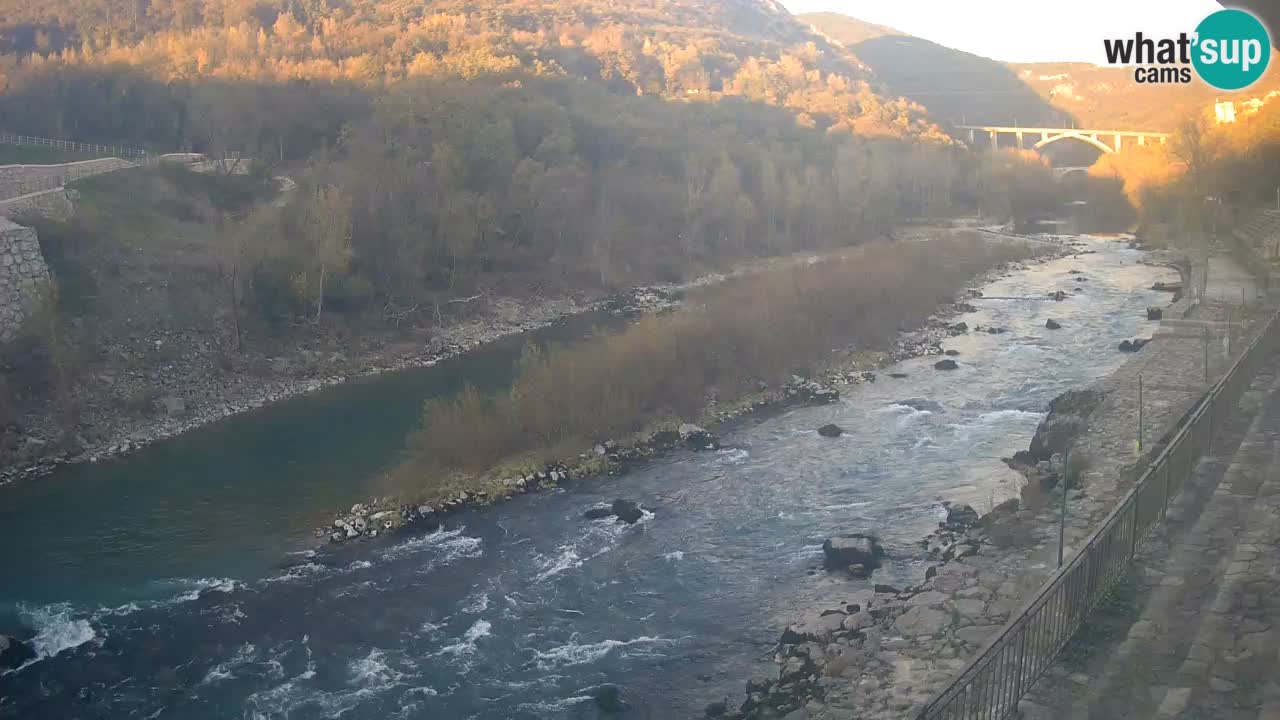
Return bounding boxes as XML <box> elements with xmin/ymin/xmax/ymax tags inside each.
<box><xmin>956</xmin><ymin>125</ymin><xmax>1172</xmax><ymax>154</ymax></box>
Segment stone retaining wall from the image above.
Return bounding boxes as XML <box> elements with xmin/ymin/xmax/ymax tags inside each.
<box><xmin>0</xmin><ymin>218</ymin><xmax>51</xmax><ymax>341</ymax></box>
<box><xmin>0</xmin><ymin>158</ymin><xmax>135</xmax><ymax>201</ymax></box>
<box><xmin>0</xmin><ymin>188</ymin><xmax>74</xmax><ymax>219</ymax></box>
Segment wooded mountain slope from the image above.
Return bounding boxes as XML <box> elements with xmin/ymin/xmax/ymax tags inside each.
<box><xmin>0</xmin><ymin>0</ymin><xmax>943</xmax><ymax>143</ymax></box>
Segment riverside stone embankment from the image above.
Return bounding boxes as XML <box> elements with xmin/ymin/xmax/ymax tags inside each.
<box><xmin>0</xmin><ymin>218</ymin><xmax>51</xmax><ymax>342</ymax></box>
<box><xmin>714</xmin><ymin>253</ymin><xmax>1269</xmax><ymax>720</ymax></box>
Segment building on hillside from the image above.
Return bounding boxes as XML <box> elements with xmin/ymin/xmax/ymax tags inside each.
<box><xmin>1215</xmin><ymin>100</ymin><xmax>1237</xmax><ymax>124</ymax></box>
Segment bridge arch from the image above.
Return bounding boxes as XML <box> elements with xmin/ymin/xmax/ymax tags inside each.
<box><xmin>1032</xmin><ymin>132</ymin><xmax>1115</xmax><ymax>155</ymax></box>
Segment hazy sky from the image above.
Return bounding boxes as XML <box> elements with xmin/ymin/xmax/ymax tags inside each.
<box><xmin>781</xmin><ymin>0</ymin><xmax>1227</xmax><ymax>63</ymax></box>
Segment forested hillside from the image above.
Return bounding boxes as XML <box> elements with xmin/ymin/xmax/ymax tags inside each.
<box><xmin>0</xmin><ymin>0</ymin><xmax>1070</xmax><ymax>324</ymax></box>
<box><xmin>0</xmin><ymin>0</ymin><xmax>946</xmax><ymax>147</ymax></box>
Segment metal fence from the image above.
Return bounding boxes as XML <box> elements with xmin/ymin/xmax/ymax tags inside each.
<box><xmin>917</xmin><ymin>307</ymin><xmax>1280</xmax><ymax>720</ymax></box>
<box><xmin>0</xmin><ymin>132</ymin><xmax>150</xmax><ymax>160</ymax></box>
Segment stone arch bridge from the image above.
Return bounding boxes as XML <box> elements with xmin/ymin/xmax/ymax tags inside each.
<box><xmin>956</xmin><ymin>125</ymin><xmax>1172</xmax><ymax>154</ymax></box>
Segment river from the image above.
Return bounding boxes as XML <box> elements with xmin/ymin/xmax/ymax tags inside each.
<box><xmin>0</xmin><ymin>236</ymin><xmax>1174</xmax><ymax>719</ymax></box>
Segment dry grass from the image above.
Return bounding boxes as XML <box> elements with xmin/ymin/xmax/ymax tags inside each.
<box><xmin>395</xmin><ymin>235</ymin><xmax>1034</xmax><ymax>492</ymax></box>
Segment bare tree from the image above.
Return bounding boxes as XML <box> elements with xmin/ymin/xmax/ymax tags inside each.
<box><xmin>301</xmin><ymin>185</ymin><xmax>353</xmax><ymax>322</ymax></box>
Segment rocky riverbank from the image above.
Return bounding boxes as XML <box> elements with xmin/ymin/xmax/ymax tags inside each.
<box><xmin>15</xmin><ymin>232</ymin><xmax>999</xmax><ymax>485</ymax></box>
<box><xmin>708</xmin><ymin>252</ymin><xmax>1263</xmax><ymax>720</ymax></box>
<box><xmin>0</xmin><ymin>283</ymin><xmax>698</xmax><ymax>485</ymax></box>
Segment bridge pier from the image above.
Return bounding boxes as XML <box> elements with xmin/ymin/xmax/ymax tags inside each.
<box><xmin>1016</xmin><ymin>130</ymin><xmax>1024</xmax><ymax>150</ymax></box>
<box><xmin>990</xmin><ymin>130</ymin><xmax>998</xmax><ymax>152</ymax></box>
<box><xmin>1115</xmin><ymin>134</ymin><xmax>1122</xmax><ymax>152</ymax></box>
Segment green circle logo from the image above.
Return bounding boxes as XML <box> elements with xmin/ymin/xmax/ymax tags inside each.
<box><xmin>1193</xmin><ymin>9</ymin><xmax>1271</xmax><ymax>90</ymax></box>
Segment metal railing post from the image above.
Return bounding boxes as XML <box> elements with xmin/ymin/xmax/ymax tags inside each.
<box><xmin>1138</xmin><ymin>373</ymin><xmax>1144</xmax><ymax>453</ymax></box>
<box><xmin>1130</xmin><ymin>492</ymin><xmax>1140</xmax><ymax>556</ymax></box>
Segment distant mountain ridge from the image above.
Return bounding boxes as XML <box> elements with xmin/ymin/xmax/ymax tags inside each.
<box><xmin>798</xmin><ymin>11</ymin><xmax>903</xmax><ymax>46</ymax></box>
<box><xmin>802</xmin><ymin>10</ymin><xmax>1280</xmax><ymax>131</ymax></box>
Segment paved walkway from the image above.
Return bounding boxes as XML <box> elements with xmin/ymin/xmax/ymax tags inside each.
<box><xmin>1204</xmin><ymin>255</ymin><xmax>1261</xmax><ymax>307</ymax></box>
<box><xmin>1019</xmin><ymin>351</ymin><xmax>1280</xmax><ymax>720</ymax></box>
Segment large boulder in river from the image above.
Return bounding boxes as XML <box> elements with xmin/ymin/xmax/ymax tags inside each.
<box><xmin>944</xmin><ymin>504</ymin><xmax>980</xmax><ymax>530</ymax></box>
<box><xmin>583</xmin><ymin>504</ymin><xmax>614</xmax><ymax>520</ymax></box>
<box><xmin>817</xmin><ymin>424</ymin><xmax>844</xmax><ymax>438</ymax></box>
<box><xmin>1028</xmin><ymin>389</ymin><xmax>1103</xmax><ymax>462</ymax></box>
<box><xmin>611</xmin><ymin>499</ymin><xmax>645</xmax><ymax>524</ymax></box>
<box><xmin>822</xmin><ymin>534</ymin><xmax>885</xmax><ymax>571</ymax></box>
<box><xmin>0</xmin><ymin>635</ymin><xmax>35</xmax><ymax>670</ymax></box>
<box><xmin>934</xmin><ymin>359</ymin><xmax>959</xmax><ymax>371</ymax></box>
<box><xmin>591</xmin><ymin>684</ymin><xmax>629</xmax><ymax>713</ymax></box>
<box><xmin>897</xmin><ymin>398</ymin><xmax>944</xmax><ymax>413</ymax></box>
<box><xmin>1045</xmin><ymin>319</ymin><xmax>1062</xmax><ymax>330</ymax></box>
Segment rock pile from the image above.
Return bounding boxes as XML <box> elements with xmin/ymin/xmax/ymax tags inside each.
<box><xmin>784</xmin><ymin>376</ymin><xmax>840</xmax><ymax>404</ymax></box>
<box><xmin>720</xmin><ymin>510</ymin><xmax>1005</xmax><ymax>719</ymax></box>
<box><xmin>324</xmin><ymin>463</ymin><xmax>573</xmax><ymax>543</ymax></box>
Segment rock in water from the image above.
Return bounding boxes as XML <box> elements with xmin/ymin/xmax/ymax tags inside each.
<box><xmin>817</xmin><ymin>423</ymin><xmax>844</xmax><ymax>438</ymax></box>
<box><xmin>889</xmin><ymin>372</ymin><xmax>909</xmax><ymax>379</ymax></box>
<box><xmin>944</xmin><ymin>349</ymin><xmax>960</xmax><ymax>356</ymax></box>
<box><xmin>611</xmin><ymin>499</ymin><xmax>644</xmax><ymax>524</ymax></box>
<box><xmin>0</xmin><ymin>635</ymin><xmax>35</xmax><ymax>670</ymax></box>
<box><xmin>592</xmin><ymin>684</ymin><xmax>628</xmax><ymax>713</ymax></box>
<box><xmin>1147</xmin><ymin>307</ymin><xmax>1163</xmax><ymax>321</ymax></box>
<box><xmin>583</xmin><ymin>505</ymin><xmax>614</xmax><ymax>520</ymax></box>
<box><xmin>934</xmin><ymin>359</ymin><xmax>959</xmax><ymax>371</ymax></box>
<box><xmin>944</xmin><ymin>503</ymin><xmax>980</xmax><ymax>530</ymax></box>
<box><xmin>1028</xmin><ymin>389</ymin><xmax>1103</xmax><ymax>461</ymax></box>
<box><xmin>1045</xmin><ymin>319</ymin><xmax>1062</xmax><ymax>330</ymax></box>
<box><xmin>897</xmin><ymin>398</ymin><xmax>944</xmax><ymax>413</ymax></box>
<box><xmin>822</xmin><ymin>534</ymin><xmax>885</xmax><ymax>571</ymax></box>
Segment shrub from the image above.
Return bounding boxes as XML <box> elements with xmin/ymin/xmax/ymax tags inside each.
<box><xmin>395</xmin><ymin>234</ymin><xmax>1034</xmax><ymax>491</ymax></box>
